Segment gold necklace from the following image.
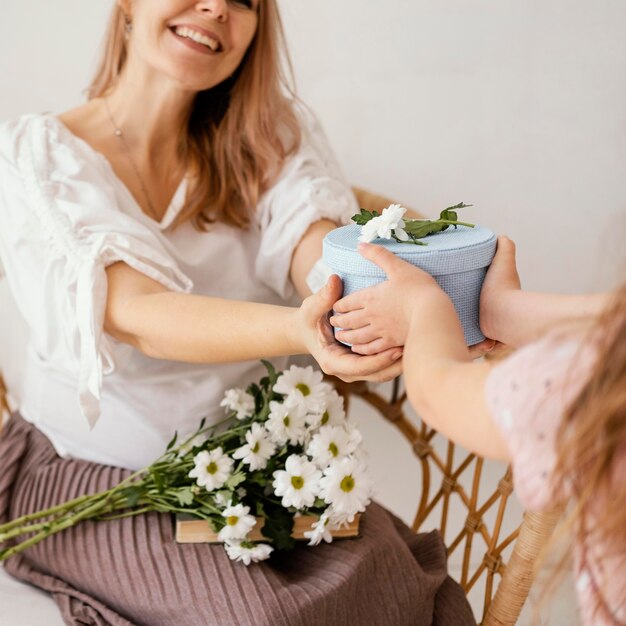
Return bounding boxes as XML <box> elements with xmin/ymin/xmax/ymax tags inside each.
<box><xmin>103</xmin><ymin>97</ymin><xmax>161</xmax><ymax>222</ymax></box>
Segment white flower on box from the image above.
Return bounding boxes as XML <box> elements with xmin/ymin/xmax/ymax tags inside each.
<box><xmin>319</xmin><ymin>457</ymin><xmax>373</xmax><ymax>517</ymax></box>
<box><xmin>232</xmin><ymin>423</ymin><xmax>276</xmax><ymax>471</ymax></box>
<box><xmin>220</xmin><ymin>388</ymin><xmax>256</xmax><ymax>420</ymax></box>
<box><xmin>188</xmin><ymin>447</ymin><xmax>234</xmax><ymax>492</ymax></box>
<box><xmin>266</xmin><ymin>400</ymin><xmax>307</xmax><ymax>446</ymax></box>
<box><xmin>273</xmin><ymin>365</ymin><xmax>330</xmax><ymax>417</ymax></box>
<box><xmin>307</xmin><ymin>426</ymin><xmax>358</xmax><ymax>467</ymax></box>
<box><xmin>358</xmin><ymin>203</ymin><xmax>409</xmax><ymax>243</ymax></box>
<box><xmin>218</xmin><ymin>502</ymin><xmax>257</xmax><ymax>542</ymax></box>
<box><xmin>303</xmin><ymin>511</ymin><xmax>334</xmax><ymax>546</ymax></box>
<box><xmin>306</xmin><ymin>390</ymin><xmax>346</xmax><ymax>430</ymax></box>
<box><xmin>272</xmin><ymin>454</ymin><xmax>322</xmax><ymax>509</ymax></box>
<box><xmin>224</xmin><ymin>540</ymin><xmax>274</xmax><ymax>565</ymax></box>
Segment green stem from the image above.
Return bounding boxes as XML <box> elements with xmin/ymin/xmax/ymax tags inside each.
<box><xmin>0</xmin><ymin>493</ymin><xmax>96</xmax><ymax>534</ymax></box>
<box><xmin>436</xmin><ymin>219</ymin><xmax>475</xmax><ymax>228</ymax></box>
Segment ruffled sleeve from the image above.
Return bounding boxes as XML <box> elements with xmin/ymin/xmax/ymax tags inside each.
<box><xmin>0</xmin><ymin>115</ymin><xmax>193</xmax><ymax>429</ymax></box>
<box><xmin>484</xmin><ymin>333</ymin><xmax>597</xmax><ymax>511</ymax></box>
<box><xmin>255</xmin><ymin>106</ymin><xmax>358</xmax><ymax>300</ymax></box>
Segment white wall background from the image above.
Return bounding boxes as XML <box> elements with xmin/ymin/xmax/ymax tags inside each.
<box><xmin>1</xmin><ymin>2</ymin><xmax>625</xmax><ymax>624</ymax></box>
<box><xmin>1</xmin><ymin>1</ymin><xmax>625</xmax><ymax>297</ymax></box>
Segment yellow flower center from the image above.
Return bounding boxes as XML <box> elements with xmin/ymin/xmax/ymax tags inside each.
<box><xmin>291</xmin><ymin>475</ymin><xmax>305</xmax><ymax>490</ymax></box>
<box><xmin>328</xmin><ymin>442</ymin><xmax>339</xmax><ymax>457</ymax></box>
<box><xmin>283</xmin><ymin>415</ymin><xmax>290</xmax><ymax>427</ymax></box>
<box><xmin>296</xmin><ymin>383</ymin><xmax>311</xmax><ymax>396</ymax></box>
<box><xmin>252</xmin><ymin>442</ymin><xmax>260</xmax><ymax>453</ymax></box>
<box><xmin>227</xmin><ymin>515</ymin><xmax>239</xmax><ymax>526</ymax></box>
<box><xmin>340</xmin><ymin>475</ymin><xmax>355</xmax><ymax>493</ymax></box>
<box><xmin>320</xmin><ymin>411</ymin><xmax>330</xmax><ymax>426</ymax></box>
<box><xmin>206</xmin><ymin>462</ymin><xmax>218</xmax><ymax>475</ymax></box>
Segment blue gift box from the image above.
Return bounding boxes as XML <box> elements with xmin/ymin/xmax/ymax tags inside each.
<box><xmin>322</xmin><ymin>223</ymin><xmax>497</xmax><ymax>346</ymax></box>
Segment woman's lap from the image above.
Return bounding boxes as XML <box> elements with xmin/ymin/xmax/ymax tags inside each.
<box><xmin>0</xmin><ymin>415</ymin><xmax>474</xmax><ymax>626</ymax></box>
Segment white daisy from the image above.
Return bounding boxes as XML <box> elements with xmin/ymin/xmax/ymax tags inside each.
<box><xmin>220</xmin><ymin>388</ymin><xmax>256</xmax><ymax>420</ymax></box>
<box><xmin>218</xmin><ymin>502</ymin><xmax>257</xmax><ymax>542</ymax></box>
<box><xmin>306</xmin><ymin>390</ymin><xmax>346</xmax><ymax>430</ymax></box>
<box><xmin>319</xmin><ymin>457</ymin><xmax>373</xmax><ymax>517</ymax></box>
<box><xmin>224</xmin><ymin>540</ymin><xmax>274</xmax><ymax>565</ymax></box>
<box><xmin>273</xmin><ymin>454</ymin><xmax>322</xmax><ymax>509</ymax></box>
<box><xmin>265</xmin><ymin>400</ymin><xmax>307</xmax><ymax>446</ymax></box>
<box><xmin>188</xmin><ymin>447</ymin><xmax>234</xmax><ymax>492</ymax></box>
<box><xmin>358</xmin><ymin>203</ymin><xmax>409</xmax><ymax>243</ymax></box>
<box><xmin>273</xmin><ymin>365</ymin><xmax>330</xmax><ymax>417</ymax></box>
<box><xmin>232</xmin><ymin>423</ymin><xmax>276</xmax><ymax>471</ymax></box>
<box><xmin>303</xmin><ymin>511</ymin><xmax>334</xmax><ymax>546</ymax></box>
<box><xmin>307</xmin><ymin>425</ymin><xmax>358</xmax><ymax>467</ymax></box>
<box><xmin>327</xmin><ymin>505</ymin><xmax>358</xmax><ymax>528</ymax></box>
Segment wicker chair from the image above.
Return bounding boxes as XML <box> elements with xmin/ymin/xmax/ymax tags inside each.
<box><xmin>0</xmin><ymin>187</ymin><xmax>560</xmax><ymax>625</ymax></box>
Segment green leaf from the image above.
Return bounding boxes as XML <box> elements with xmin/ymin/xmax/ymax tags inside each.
<box><xmin>260</xmin><ymin>360</ymin><xmax>279</xmax><ymax>387</ymax></box>
<box><xmin>351</xmin><ymin>208</ymin><xmax>379</xmax><ymax>225</ymax></box>
<box><xmin>224</xmin><ymin>471</ymin><xmax>247</xmax><ymax>490</ymax></box>
<box><xmin>261</xmin><ymin>505</ymin><xmax>296</xmax><ymax>551</ymax></box>
<box><xmin>213</xmin><ymin>490</ymin><xmax>233</xmax><ymax>507</ymax></box>
<box><xmin>440</xmin><ymin>202</ymin><xmax>472</xmax><ymax>222</ymax></box>
<box><xmin>123</xmin><ymin>485</ymin><xmax>143</xmax><ymax>508</ymax></box>
<box><xmin>166</xmin><ymin>431</ymin><xmax>178</xmax><ymax>451</ymax></box>
<box><xmin>175</xmin><ymin>487</ymin><xmax>195</xmax><ymax>507</ymax></box>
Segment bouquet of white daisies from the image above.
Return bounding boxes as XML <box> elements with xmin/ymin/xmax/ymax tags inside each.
<box><xmin>0</xmin><ymin>363</ymin><xmax>372</xmax><ymax>566</ymax></box>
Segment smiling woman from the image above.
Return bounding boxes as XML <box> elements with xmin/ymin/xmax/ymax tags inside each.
<box><xmin>0</xmin><ymin>0</ymin><xmax>472</xmax><ymax>624</ymax></box>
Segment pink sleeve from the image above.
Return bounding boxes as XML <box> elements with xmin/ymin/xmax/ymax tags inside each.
<box><xmin>485</xmin><ymin>333</ymin><xmax>596</xmax><ymax>511</ymax></box>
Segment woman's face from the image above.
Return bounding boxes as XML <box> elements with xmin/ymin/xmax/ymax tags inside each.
<box><xmin>123</xmin><ymin>0</ymin><xmax>259</xmax><ymax>92</ymax></box>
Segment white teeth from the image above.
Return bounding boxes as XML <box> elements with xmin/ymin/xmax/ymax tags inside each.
<box><xmin>174</xmin><ymin>26</ymin><xmax>219</xmax><ymax>51</ymax></box>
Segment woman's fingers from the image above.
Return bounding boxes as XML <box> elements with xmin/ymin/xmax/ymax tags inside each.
<box><xmin>318</xmin><ymin>338</ymin><xmax>402</xmax><ymax>381</ymax></box>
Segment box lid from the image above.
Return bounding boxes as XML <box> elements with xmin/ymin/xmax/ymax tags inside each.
<box><xmin>323</xmin><ymin>223</ymin><xmax>496</xmax><ymax>277</ymax></box>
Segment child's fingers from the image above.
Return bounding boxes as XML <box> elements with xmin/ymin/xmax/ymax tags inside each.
<box><xmin>357</xmin><ymin>243</ymin><xmax>405</xmax><ymax>278</ymax></box>
<box><xmin>350</xmin><ymin>338</ymin><xmax>396</xmax><ymax>356</ymax></box>
<box><xmin>359</xmin><ymin>242</ymin><xmax>437</xmax><ymax>286</ymax></box>
<box><xmin>334</xmin><ymin>326</ymin><xmax>378</xmax><ymax>346</ymax></box>
<box><xmin>333</xmin><ymin>291</ymin><xmax>368</xmax><ymax>314</ymax></box>
<box><xmin>329</xmin><ymin>310</ymin><xmax>367</xmax><ymax>329</ymax></box>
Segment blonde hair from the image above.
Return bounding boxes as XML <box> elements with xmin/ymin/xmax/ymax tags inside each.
<box><xmin>536</xmin><ymin>284</ymin><xmax>626</xmax><ymax>622</ymax></box>
<box><xmin>88</xmin><ymin>1</ymin><xmax>301</xmax><ymax>230</ymax></box>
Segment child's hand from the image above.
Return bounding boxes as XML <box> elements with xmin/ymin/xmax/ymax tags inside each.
<box><xmin>479</xmin><ymin>236</ymin><xmax>522</xmax><ymax>342</ymax></box>
<box><xmin>330</xmin><ymin>243</ymin><xmax>444</xmax><ymax>355</ymax></box>
<box><xmin>298</xmin><ymin>274</ymin><xmax>403</xmax><ymax>382</ymax></box>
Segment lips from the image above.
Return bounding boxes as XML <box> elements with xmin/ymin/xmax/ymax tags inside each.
<box><xmin>169</xmin><ymin>24</ymin><xmax>223</xmax><ymax>53</ymax></box>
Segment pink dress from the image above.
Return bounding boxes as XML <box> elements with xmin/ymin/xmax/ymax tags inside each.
<box><xmin>485</xmin><ymin>331</ymin><xmax>626</xmax><ymax>626</ymax></box>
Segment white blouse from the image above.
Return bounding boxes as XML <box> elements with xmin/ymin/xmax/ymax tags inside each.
<box><xmin>0</xmin><ymin>109</ymin><xmax>357</xmax><ymax>470</ymax></box>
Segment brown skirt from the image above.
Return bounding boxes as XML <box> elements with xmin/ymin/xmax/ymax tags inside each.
<box><xmin>0</xmin><ymin>415</ymin><xmax>474</xmax><ymax>626</ymax></box>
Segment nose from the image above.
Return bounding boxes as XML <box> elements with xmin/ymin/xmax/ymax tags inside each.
<box><xmin>195</xmin><ymin>0</ymin><xmax>228</xmax><ymax>22</ymax></box>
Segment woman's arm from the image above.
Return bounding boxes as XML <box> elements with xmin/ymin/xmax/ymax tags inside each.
<box><xmin>104</xmin><ymin>232</ymin><xmax>403</xmax><ymax>381</ymax></box>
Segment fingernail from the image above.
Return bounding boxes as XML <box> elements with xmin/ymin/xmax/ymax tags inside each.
<box><xmin>392</xmin><ymin>351</ymin><xmax>403</xmax><ymax>360</ymax></box>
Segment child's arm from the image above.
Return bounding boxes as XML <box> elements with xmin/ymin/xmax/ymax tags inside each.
<box><xmin>333</xmin><ymin>243</ymin><xmax>511</xmax><ymax>460</ymax></box>
<box><xmin>479</xmin><ymin>237</ymin><xmax>610</xmax><ymax>348</ymax></box>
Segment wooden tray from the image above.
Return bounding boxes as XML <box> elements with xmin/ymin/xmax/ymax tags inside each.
<box><xmin>175</xmin><ymin>514</ymin><xmax>360</xmax><ymax>543</ymax></box>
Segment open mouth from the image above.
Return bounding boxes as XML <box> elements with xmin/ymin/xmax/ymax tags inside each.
<box><xmin>170</xmin><ymin>25</ymin><xmax>223</xmax><ymax>53</ymax></box>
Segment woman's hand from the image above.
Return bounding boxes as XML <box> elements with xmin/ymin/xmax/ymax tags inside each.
<box><xmin>297</xmin><ymin>273</ymin><xmax>403</xmax><ymax>383</ymax></box>
<box><xmin>329</xmin><ymin>243</ymin><xmax>446</xmax><ymax>355</ymax></box>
